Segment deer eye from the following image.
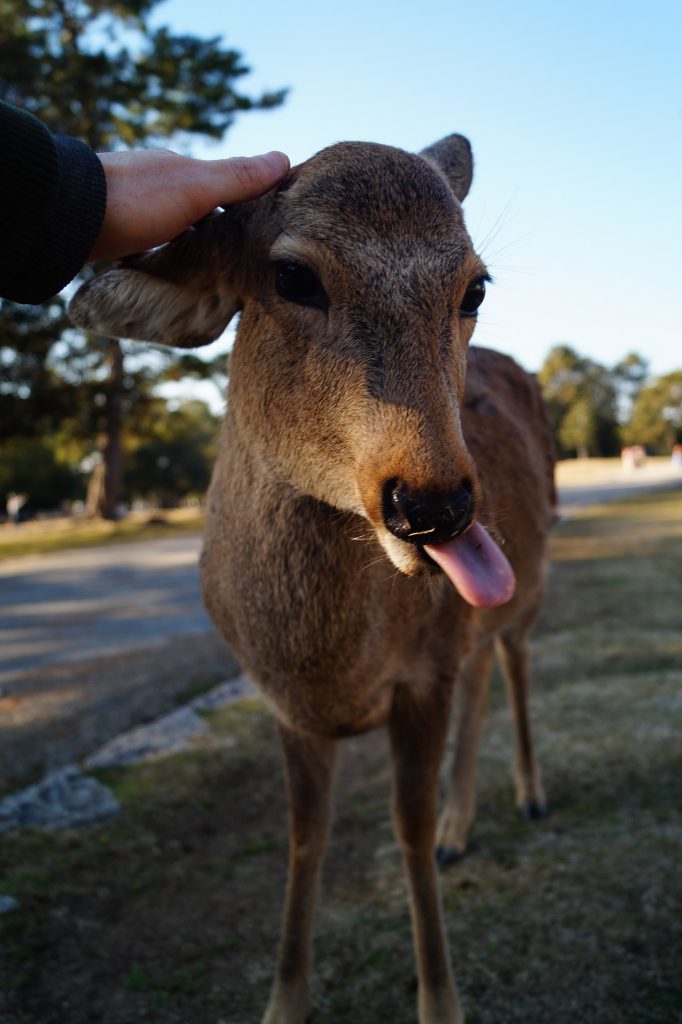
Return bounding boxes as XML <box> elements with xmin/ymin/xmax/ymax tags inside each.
<box><xmin>460</xmin><ymin>277</ymin><xmax>487</xmax><ymax>318</ymax></box>
<box><xmin>274</xmin><ymin>261</ymin><xmax>328</xmax><ymax>311</ymax></box>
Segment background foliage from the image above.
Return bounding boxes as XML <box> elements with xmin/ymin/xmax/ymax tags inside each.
<box><xmin>0</xmin><ymin>0</ymin><xmax>284</xmax><ymax>517</ymax></box>
<box><xmin>537</xmin><ymin>344</ymin><xmax>680</xmax><ymax>460</ymax></box>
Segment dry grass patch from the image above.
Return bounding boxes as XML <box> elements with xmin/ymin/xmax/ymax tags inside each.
<box><xmin>0</xmin><ymin>508</ymin><xmax>204</xmax><ymax>562</ymax></box>
<box><xmin>0</xmin><ymin>489</ymin><xmax>680</xmax><ymax>1023</ymax></box>
<box><xmin>552</xmin><ymin>487</ymin><xmax>682</xmax><ymax>562</ymax></box>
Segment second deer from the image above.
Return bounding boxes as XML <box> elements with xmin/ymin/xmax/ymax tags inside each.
<box><xmin>71</xmin><ymin>132</ymin><xmax>556</xmax><ymax>1024</ymax></box>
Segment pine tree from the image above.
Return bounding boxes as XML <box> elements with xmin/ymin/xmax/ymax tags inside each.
<box><xmin>0</xmin><ymin>0</ymin><xmax>285</xmax><ymax>516</ymax></box>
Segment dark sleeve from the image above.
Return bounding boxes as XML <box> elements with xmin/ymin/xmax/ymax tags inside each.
<box><xmin>0</xmin><ymin>101</ymin><xmax>107</xmax><ymax>304</ymax></box>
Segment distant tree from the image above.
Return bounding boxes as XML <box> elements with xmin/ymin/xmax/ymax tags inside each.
<box><xmin>538</xmin><ymin>344</ymin><xmax>620</xmax><ymax>458</ymax></box>
<box><xmin>123</xmin><ymin>398</ymin><xmax>219</xmax><ymax>505</ymax></box>
<box><xmin>0</xmin><ymin>437</ymin><xmax>80</xmax><ymax>513</ymax></box>
<box><xmin>623</xmin><ymin>371</ymin><xmax>682</xmax><ymax>453</ymax></box>
<box><xmin>558</xmin><ymin>396</ymin><xmax>598</xmax><ymax>460</ymax></box>
<box><xmin>0</xmin><ymin>302</ymin><xmax>69</xmax><ymax>442</ymax></box>
<box><xmin>612</xmin><ymin>352</ymin><xmax>649</xmax><ymax>423</ymax></box>
<box><xmin>0</xmin><ymin>0</ymin><xmax>285</xmax><ymax>517</ymax></box>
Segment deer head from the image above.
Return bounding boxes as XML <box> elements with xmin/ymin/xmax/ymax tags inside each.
<box><xmin>70</xmin><ymin>134</ymin><xmax>514</xmax><ymax>608</ymax></box>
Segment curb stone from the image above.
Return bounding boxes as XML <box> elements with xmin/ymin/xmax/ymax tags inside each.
<box><xmin>0</xmin><ymin>672</ymin><xmax>257</xmax><ymax>835</ymax></box>
<box><xmin>84</xmin><ymin>705</ymin><xmax>213</xmax><ymax>770</ymax></box>
<box><xmin>0</xmin><ymin>764</ymin><xmax>120</xmax><ymax>835</ymax></box>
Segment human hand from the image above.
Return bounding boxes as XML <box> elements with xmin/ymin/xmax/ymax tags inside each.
<box><xmin>89</xmin><ymin>148</ymin><xmax>290</xmax><ymax>261</ymax></box>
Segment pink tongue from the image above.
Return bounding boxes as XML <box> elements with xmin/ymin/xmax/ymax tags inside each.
<box><xmin>424</xmin><ymin>522</ymin><xmax>515</xmax><ymax>609</ymax></box>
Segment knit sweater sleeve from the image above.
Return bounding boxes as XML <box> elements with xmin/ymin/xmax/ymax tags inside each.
<box><xmin>0</xmin><ymin>101</ymin><xmax>107</xmax><ymax>304</ymax></box>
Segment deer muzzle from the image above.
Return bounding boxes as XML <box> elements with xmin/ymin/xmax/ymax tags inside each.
<box><xmin>382</xmin><ymin>478</ymin><xmax>474</xmax><ymax>545</ymax></box>
<box><xmin>379</xmin><ymin>477</ymin><xmax>515</xmax><ymax>609</ymax></box>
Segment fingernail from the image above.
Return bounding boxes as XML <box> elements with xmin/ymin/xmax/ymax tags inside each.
<box><xmin>260</xmin><ymin>151</ymin><xmax>290</xmax><ymax>176</ymax></box>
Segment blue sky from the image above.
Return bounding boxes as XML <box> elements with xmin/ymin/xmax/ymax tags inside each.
<box><xmin>151</xmin><ymin>0</ymin><xmax>681</xmax><ymax>390</ymax></box>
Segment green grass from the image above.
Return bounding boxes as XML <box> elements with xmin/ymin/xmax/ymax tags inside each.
<box><xmin>0</xmin><ymin>488</ymin><xmax>680</xmax><ymax>1023</ymax></box>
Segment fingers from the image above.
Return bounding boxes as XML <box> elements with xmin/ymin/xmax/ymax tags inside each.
<box><xmin>206</xmin><ymin>151</ymin><xmax>290</xmax><ymax>207</ymax></box>
<box><xmin>89</xmin><ymin>148</ymin><xmax>291</xmax><ymax>262</ymax></box>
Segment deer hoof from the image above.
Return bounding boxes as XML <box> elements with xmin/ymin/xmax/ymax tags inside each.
<box><xmin>435</xmin><ymin>843</ymin><xmax>465</xmax><ymax>869</ymax></box>
<box><xmin>519</xmin><ymin>799</ymin><xmax>550</xmax><ymax>821</ymax></box>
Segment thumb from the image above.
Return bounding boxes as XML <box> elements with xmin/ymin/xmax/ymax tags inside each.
<box><xmin>210</xmin><ymin>151</ymin><xmax>290</xmax><ymax>206</ymax></box>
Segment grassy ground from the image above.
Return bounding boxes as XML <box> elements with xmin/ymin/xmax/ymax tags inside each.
<box><xmin>0</xmin><ymin>488</ymin><xmax>681</xmax><ymax>1023</ymax></box>
<box><xmin>0</xmin><ymin>508</ymin><xmax>204</xmax><ymax>562</ymax></box>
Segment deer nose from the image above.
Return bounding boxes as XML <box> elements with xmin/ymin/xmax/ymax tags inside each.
<box><xmin>382</xmin><ymin>479</ymin><xmax>474</xmax><ymax>545</ymax></box>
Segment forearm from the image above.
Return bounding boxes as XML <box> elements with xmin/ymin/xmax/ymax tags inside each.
<box><xmin>0</xmin><ymin>99</ymin><xmax>289</xmax><ymax>306</ymax></box>
<box><xmin>0</xmin><ymin>101</ymin><xmax>106</xmax><ymax>304</ymax></box>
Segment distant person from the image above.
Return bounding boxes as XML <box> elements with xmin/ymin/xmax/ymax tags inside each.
<box><xmin>6</xmin><ymin>492</ymin><xmax>28</xmax><ymax>526</ymax></box>
<box><xmin>621</xmin><ymin>445</ymin><xmax>646</xmax><ymax>470</ymax></box>
<box><xmin>0</xmin><ymin>99</ymin><xmax>289</xmax><ymax>304</ymax></box>
<box><xmin>672</xmin><ymin>444</ymin><xmax>682</xmax><ymax>467</ymax></box>
<box><xmin>621</xmin><ymin>446</ymin><xmax>635</xmax><ymax>470</ymax></box>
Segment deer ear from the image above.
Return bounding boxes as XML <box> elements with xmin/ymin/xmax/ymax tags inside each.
<box><xmin>419</xmin><ymin>134</ymin><xmax>473</xmax><ymax>201</ymax></box>
<box><xmin>69</xmin><ymin>213</ymin><xmax>242</xmax><ymax>348</ymax></box>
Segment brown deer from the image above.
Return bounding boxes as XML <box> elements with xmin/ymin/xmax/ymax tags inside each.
<box><xmin>70</xmin><ymin>133</ymin><xmax>556</xmax><ymax>1024</ymax></box>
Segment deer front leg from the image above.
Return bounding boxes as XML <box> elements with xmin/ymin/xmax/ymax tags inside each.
<box><xmin>496</xmin><ymin>629</ymin><xmax>547</xmax><ymax>820</ymax></box>
<box><xmin>389</xmin><ymin>683</ymin><xmax>464</xmax><ymax>1024</ymax></box>
<box><xmin>262</xmin><ymin>725</ymin><xmax>337</xmax><ymax>1024</ymax></box>
<box><xmin>436</xmin><ymin>639</ymin><xmax>494</xmax><ymax>865</ymax></box>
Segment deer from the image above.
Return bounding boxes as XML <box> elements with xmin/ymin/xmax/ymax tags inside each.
<box><xmin>70</xmin><ymin>132</ymin><xmax>556</xmax><ymax>1024</ymax></box>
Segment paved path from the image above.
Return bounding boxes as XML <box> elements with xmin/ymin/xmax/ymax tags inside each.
<box><xmin>0</xmin><ymin>535</ymin><xmax>212</xmax><ymax>690</ymax></box>
<box><xmin>557</xmin><ymin>462</ymin><xmax>682</xmax><ymax>516</ymax></box>
<box><xmin>0</xmin><ymin>535</ymin><xmax>239</xmax><ymax>788</ymax></box>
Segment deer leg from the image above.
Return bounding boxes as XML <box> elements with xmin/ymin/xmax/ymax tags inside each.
<box><xmin>389</xmin><ymin>683</ymin><xmax>464</xmax><ymax>1024</ymax></box>
<box><xmin>262</xmin><ymin>724</ymin><xmax>337</xmax><ymax>1024</ymax></box>
<box><xmin>436</xmin><ymin>639</ymin><xmax>495</xmax><ymax>865</ymax></box>
<box><xmin>496</xmin><ymin>627</ymin><xmax>548</xmax><ymax>820</ymax></box>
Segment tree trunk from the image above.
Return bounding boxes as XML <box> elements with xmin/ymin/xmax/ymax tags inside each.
<box><xmin>85</xmin><ymin>456</ymin><xmax>105</xmax><ymax>517</ymax></box>
<box><xmin>98</xmin><ymin>340</ymin><xmax>125</xmax><ymax>520</ymax></box>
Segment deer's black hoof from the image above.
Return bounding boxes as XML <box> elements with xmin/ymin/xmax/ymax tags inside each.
<box><xmin>520</xmin><ymin>799</ymin><xmax>550</xmax><ymax>821</ymax></box>
<box><xmin>435</xmin><ymin>844</ymin><xmax>465</xmax><ymax>869</ymax></box>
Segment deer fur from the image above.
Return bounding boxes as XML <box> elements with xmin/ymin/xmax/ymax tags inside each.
<box><xmin>70</xmin><ymin>133</ymin><xmax>556</xmax><ymax>1024</ymax></box>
